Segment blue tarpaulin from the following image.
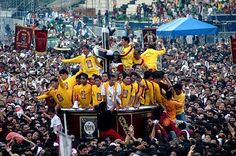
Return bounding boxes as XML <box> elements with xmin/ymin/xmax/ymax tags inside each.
<box><xmin>157</xmin><ymin>17</ymin><xmax>218</xmax><ymax>37</ymax></box>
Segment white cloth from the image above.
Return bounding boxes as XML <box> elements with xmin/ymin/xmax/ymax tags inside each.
<box><xmin>51</xmin><ymin>114</ymin><xmax>62</xmax><ymax>134</ymax></box>
<box><xmin>101</xmin><ymin>83</ymin><xmax>121</xmax><ymax>110</ymax></box>
<box><xmin>186</xmin><ymin>36</ymin><xmax>193</xmax><ymax>44</ymax></box>
<box><xmin>182</xmin><ymin>129</ymin><xmax>190</xmax><ymax>140</ymax></box>
<box><xmin>106</xmin><ymin>50</ymin><xmax>114</xmax><ymax>55</ymax></box>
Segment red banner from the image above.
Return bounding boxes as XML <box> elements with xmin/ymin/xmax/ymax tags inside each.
<box><xmin>231</xmin><ymin>37</ymin><xmax>236</xmax><ymax>64</ymax></box>
<box><xmin>35</xmin><ymin>29</ymin><xmax>48</xmax><ymax>54</ymax></box>
<box><xmin>15</xmin><ymin>25</ymin><xmax>33</xmax><ymax>51</ymax></box>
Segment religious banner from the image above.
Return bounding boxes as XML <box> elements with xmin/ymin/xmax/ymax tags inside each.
<box><xmin>230</xmin><ymin>36</ymin><xmax>236</xmax><ymax>64</ymax></box>
<box><xmin>35</xmin><ymin>29</ymin><xmax>48</xmax><ymax>54</ymax></box>
<box><xmin>80</xmin><ymin>116</ymin><xmax>98</xmax><ymax>139</ymax></box>
<box><xmin>15</xmin><ymin>25</ymin><xmax>33</xmax><ymax>51</ymax></box>
<box><xmin>142</xmin><ymin>28</ymin><xmax>157</xmax><ymax>48</ymax></box>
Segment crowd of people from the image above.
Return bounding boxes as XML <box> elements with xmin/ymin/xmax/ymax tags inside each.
<box><xmin>20</xmin><ymin>0</ymin><xmax>236</xmax><ymax>32</ymax></box>
<box><xmin>103</xmin><ymin>0</ymin><xmax>236</xmax><ymax>26</ymax></box>
<box><xmin>136</xmin><ymin>0</ymin><xmax>236</xmax><ymax>22</ymax></box>
<box><xmin>0</xmin><ymin>30</ymin><xmax>235</xmax><ymax>156</ymax></box>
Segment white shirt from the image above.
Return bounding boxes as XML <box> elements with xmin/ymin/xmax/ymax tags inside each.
<box><xmin>101</xmin><ymin>83</ymin><xmax>121</xmax><ymax>110</ymax></box>
<box><xmin>51</xmin><ymin>114</ymin><xmax>62</xmax><ymax>134</ymax></box>
<box><xmin>186</xmin><ymin>36</ymin><xmax>193</xmax><ymax>44</ymax></box>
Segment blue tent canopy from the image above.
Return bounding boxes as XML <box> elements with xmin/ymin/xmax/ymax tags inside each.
<box><xmin>157</xmin><ymin>17</ymin><xmax>218</xmax><ymax>37</ymax></box>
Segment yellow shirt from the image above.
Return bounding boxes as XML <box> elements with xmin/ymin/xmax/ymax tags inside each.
<box><xmin>133</xmin><ymin>57</ymin><xmax>144</xmax><ymax>65</ymax></box>
<box><xmin>133</xmin><ymin>58</ymin><xmax>147</xmax><ymax>70</ymax></box>
<box><xmin>132</xmin><ymin>81</ymin><xmax>143</xmax><ymax>106</ymax></box>
<box><xmin>140</xmin><ymin>79</ymin><xmax>154</xmax><ymax>105</ymax></box>
<box><xmin>151</xmin><ymin>81</ymin><xmax>162</xmax><ymax>103</ymax></box>
<box><xmin>37</xmin><ymin>78</ymin><xmax>72</xmax><ymax>108</ymax></box>
<box><xmin>161</xmin><ymin>97</ymin><xmax>182</xmax><ymax>122</ymax></box>
<box><xmin>62</xmin><ymin>55</ymin><xmax>102</xmax><ymax>77</ymax></box>
<box><xmin>121</xmin><ymin>46</ymin><xmax>134</xmax><ymax>68</ymax></box>
<box><xmin>218</xmin><ymin>2</ymin><xmax>223</xmax><ymax>9</ymax></box>
<box><xmin>120</xmin><ymin>82</ymin><xmax>135</xmax><ymax>107</ymax></box>
<box><xmin>173</xmin><ymin>92</ymin><xmax>185</xmax><ymax>115</ymax></box>
<box><xmin>152</xmin><ymin>16</ymin><xmax>159</xmax><ymax>24</ymax></box>
<box><xmin>141</xmin><ymin>48</ymin><xmax>166</xmax><ymax>71</ymax></box>
<box><xmin>63</xmin><ymin>71</ymin><xmax>81</xmax><ymax>100</ymax></box>
<box><xmin>132</xmin><ymin>81</ymin><xmax>143</xmax><ymax>98</ymax></box>
<box><xmin>159</xmin><ymin>80</ymin><xmax>170</xmax><ymax>95</ymax></box>
<box><xmin>92</xmin><ymin>84</ymin><xmax>103</xmax><ymax>106</ymax></box>
<box><xmin>73</xmin><ymin>84</ymin><xmax>92</xmax><ymax>108</ymax></box>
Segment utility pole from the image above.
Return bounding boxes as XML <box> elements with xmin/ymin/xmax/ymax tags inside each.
<box><xmin>86</xmin><ymin>0</ymin><xmax>88</xmax><ymax>16</ymax></box>
<box><xmin>69</xmin><ymin>0</ymin><xmax>71</xmax><ymax>12</ymax></box>
<box><xmin>107</xmin><ymin>0</ymin><xmax>109</xmax><ymax>11</ymax></box>
<box><xmin>31</xmin><ymin>0</ymin><xmax>35</xmax><ymax>12</ymax></box>
<box><xmin>61</xmin><ymin>0</ymin><xmax>62</xmax><ymax>12</ymax></box>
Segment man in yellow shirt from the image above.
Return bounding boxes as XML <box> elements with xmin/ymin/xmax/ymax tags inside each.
<box><xmin>152</xmin><ymin>14</ymin><xmax>159</xmax><ymax>26</ymax></box>
<box><xmin>140</xmin><ymin>71</ymin><xmax>154</xmax><ymax>105</ymax></box>
<box><xmin>130</xmin><ymin>72</ymin><xmax>143</xmax><ymax>108</ymax></box>
<box><xmin>133</xmin><ymin>49</ymin><xmax>148</xmax><ymax>71</ymax></box>
<box><xmin>154</xmin><ymin>71</ymin><xmax>171</xmax><ymax>96</ymax></box>
<box><xmin>92</xmin><ymin>75</ymin><xmax>103</xmax><ymax>107</ymax></box>
<box><xmin>120</xmin><ymin>36</ymin><xmax>134</xmax><ymax>68</ymax></box>
<box><xmin>141</xmin><ymin>43</ymin><xmax>166</xmax><ymax>71</ymax></box>
<box><xmin>37</xmin><ymin>77</ymin><xmax>72</xmax><ymax>108</ymax></box>
<box><xmin>62</xmin><ymin>45</ymin><xmax>102</xmax><ymax>77</ymax></box>
<box><xmin>151</xmin><ymin>71</ymin><xmax>162</xmax><ymax>104</ymax></box>
<box><xmin>173</xmin><ymin>83</ymin><xmax>186</xmax><ymax>121</ymax></box>
<box><xmin>59</xmin><ymin>69</ymin><xmax>81</xmax><ymax>100</ymax></box>
<box><xmin>161</xmin><ymin>90</ymin><xmax>182</xmax><ymax>122</ymax></box>
<box><xmin>120</xmin><ymin>74</ymin><xmax>135</xmax><ymax>108</ymax></box>
<box><xmin>73</xmin><ymin>73</ymin><xmax>92</xmax><ymax>108</ymax></box>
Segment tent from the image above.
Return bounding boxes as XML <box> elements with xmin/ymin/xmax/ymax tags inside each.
<box><xmin>157</xmin><ymin>17</ymin><xmax>218</xmax><ymax>37</ymax></box>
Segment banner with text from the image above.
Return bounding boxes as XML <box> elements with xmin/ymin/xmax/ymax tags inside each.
<box><xmin>35</xmin><ymin>29</ymin><xmax>48</xmax><ymax>54</ymax></box>
<box><xmin>15</xmin><ymin>25</ymin><xmax>33</xmax><ymax>51</ymax></box>
<box><xmin>80</xmin><ymin>116</ymin><xmax>98</xmax><ymax>139</ymax></box>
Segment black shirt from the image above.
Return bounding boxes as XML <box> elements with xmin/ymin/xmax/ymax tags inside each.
<box><xmin>97</xmin><ymin>110</ymin><xmax>116</xmax><ymax>131</ymax></box>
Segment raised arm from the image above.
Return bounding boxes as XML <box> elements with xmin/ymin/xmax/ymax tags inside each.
<box><xmin>157</xmin><ymin>42</ymin><xmax>166</xmax><ymax>56</ymax></box>
<box><xmin>94</xmin><ymin>56</ymin><xmax>103</xmax><ymax>68</ymax></box>
<box><xmin>62</xmin><ymin>56</ymin><xmax>83</xmax><ymax>64</ymax></box>
<box><xmin>37</xmin><ymin>89</ymin><xmax>52</xmax><ymax>100</ymax></box>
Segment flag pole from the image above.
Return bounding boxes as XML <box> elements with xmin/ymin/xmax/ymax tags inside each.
<box><xmin>63</xmin><ymin>111</ymin><xmax>68</xmax><ymax>135</ymax></box>
<box><xmin>78</xmin><ymin>18</ymin><xmax>97</xmax><ymax>38</ymax></box>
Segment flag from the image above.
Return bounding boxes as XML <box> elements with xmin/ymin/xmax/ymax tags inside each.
<box><xmin>230</xmin><ymin>37</ymin><xmax>236</xmax><ymax>64</ymax></box>
<box><xmin>59</xmin><ymin>132</ymin><xmax>72</xmax><ymax>156</ymax></box>
<box><xmin>15</xmin><ymin>25</ymin><xmax>33</xmax><ymax>51</ymax></box>
<box><xmin>35</xmin><ymin>29</ymin><xmax>48</xmax><ymax>54</ymax></box>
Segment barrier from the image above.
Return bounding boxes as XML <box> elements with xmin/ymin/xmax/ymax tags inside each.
<box><xmin>61</xmin><ymin>106</ymin><xmax>158</xmax><ymax>139</ymax></box>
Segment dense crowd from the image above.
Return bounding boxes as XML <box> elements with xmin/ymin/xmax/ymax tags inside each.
<box><xmin>0</xmin><ymin>32</ymin><xmax>235</xmax><ymax>156</ymax></box>
<box><xmin>21</xmin><ymin>0</ymin><xmax>236</xmax><ymax>31</ymax></box>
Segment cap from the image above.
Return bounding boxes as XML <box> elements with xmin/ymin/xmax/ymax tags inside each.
<box><xmin>110</xmin><ymin>142</ymin><xmax>118</xmax><ymax>147</ymax></box>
